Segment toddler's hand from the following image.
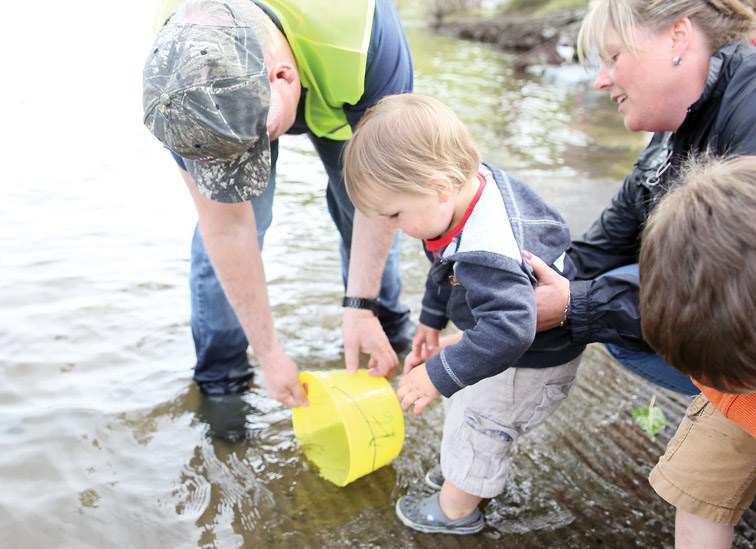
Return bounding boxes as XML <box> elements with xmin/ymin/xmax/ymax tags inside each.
<box><xmin>405</xmin><ymin>324</ymin><xmax>440</xmax><ymax>374</ymax></box>
<box><xmin>403</xmin><ymin>348</ymin><xmax>424</xmax><ymax>372</ymax></box>
<box><xmin>396</xmin><ymin>364</ymin><xmax>441</xmax><ymax>416</ymax></box>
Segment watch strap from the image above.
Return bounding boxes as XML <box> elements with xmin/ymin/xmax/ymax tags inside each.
<box><xmin>342</xmin><ymin>296</ymin><xmax>378</xmax><ymax>315</ymax></box>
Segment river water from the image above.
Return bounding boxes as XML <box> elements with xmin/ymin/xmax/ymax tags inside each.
<box><xmin>1</xmin><ymin>2</ymin><xmax>753</xmax><ymax>548</ymax></box>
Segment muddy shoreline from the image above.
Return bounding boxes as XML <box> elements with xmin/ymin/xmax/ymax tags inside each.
<box><xmin>438</xmin><ymin>9</ymin><xmax>587</xmax><ymax>52</ymax></box>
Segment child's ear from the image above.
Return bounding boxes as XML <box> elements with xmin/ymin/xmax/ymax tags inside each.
<box><xmin>437</xmin><ymin>180</ymin><xmax>455</xmax><ymax>203</ymax></box>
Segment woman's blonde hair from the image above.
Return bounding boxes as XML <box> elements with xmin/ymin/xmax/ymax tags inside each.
<box><xmin>343</xmin><ymin>94</ymin><xmax>481</xmax><ymax>213</ymax></box>
<box><xmin>577</xmin><ymin>0</ymin><xmax>755</xmax><ymax>64</ymax></box>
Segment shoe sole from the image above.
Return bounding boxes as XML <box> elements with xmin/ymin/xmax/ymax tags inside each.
<box><xmin>395</xmin><ymin>499</ymin><xmax>485</xmax><ymax>535</ymax></box>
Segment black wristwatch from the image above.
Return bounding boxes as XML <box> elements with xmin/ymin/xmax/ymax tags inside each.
<box><xmin>342</xmin><ymin>296</ymin><xmax>378</xmax><ymax>316</ymax></box>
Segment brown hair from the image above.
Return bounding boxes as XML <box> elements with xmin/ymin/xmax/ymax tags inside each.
<box><xmin>577</xmin><ymin>0</ymin><xmax>756</xmax><ymax>63</ymax></box>
<box><xmin>639</xmin><ymin>155</ymin><xmax>756</xmax><ymax>392</ymax></box>
<box><xmin>343</xmin><ymin>94</ymin><xmax>481</xmax><ymax>213</ymax></box>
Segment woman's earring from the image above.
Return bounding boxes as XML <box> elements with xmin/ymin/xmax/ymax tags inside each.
<box><xmin>673</xmin><ymin>56</ymin><xmax>682</xmax><ymax>66</ymax></box>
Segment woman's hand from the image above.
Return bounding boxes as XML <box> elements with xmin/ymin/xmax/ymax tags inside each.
<box><xmin>523</xmin><ymin>250</ymin><xmax>571</xmax><ymax>332</ymax></box>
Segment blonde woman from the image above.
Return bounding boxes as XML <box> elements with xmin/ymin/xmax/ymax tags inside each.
<box><xmin>524</xmin><ymin>1</ymin><xmax>756</xmax><ymax>546</ymax></box>
<box><xmin>528</xmin><ymin>0</ymin><xmax>756</xmax><ymax>392</ymax></box>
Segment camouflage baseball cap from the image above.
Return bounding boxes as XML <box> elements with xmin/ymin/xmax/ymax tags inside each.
<box><xmin>143</xmin><ymin>23</ymin><xmax>271</xmax><ymax>203</ymax></box>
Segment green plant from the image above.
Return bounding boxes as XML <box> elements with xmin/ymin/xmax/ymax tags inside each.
<box><xmin>632</xmin><ymin>393</ymin><xmax>669</xmax><ymax>439</ymax></box>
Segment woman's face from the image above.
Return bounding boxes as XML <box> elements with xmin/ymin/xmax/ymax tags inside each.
<box><xmin>592</xmin><ymin>25</ymin><xmax>689</xmax><ymax>133</ymax></box>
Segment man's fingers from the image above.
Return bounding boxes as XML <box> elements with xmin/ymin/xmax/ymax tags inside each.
<box><xmin>343</xmin><ymin>343</ymin><xmax>360</xmax><ymax>375</ymax></box>
<box><xmin>292</xmin><ymin>383</ymin><xmax>309</xmax><ymax>408</ymax></box>
<box><xmin>279</xmin><ymin>385</ymin><xmax>308</xmax><ymax>408</ymax></box>
<box><xmin>376</xmin><ymin>344</ymin><xmax>399</xmax><ymax>376</ymax></box>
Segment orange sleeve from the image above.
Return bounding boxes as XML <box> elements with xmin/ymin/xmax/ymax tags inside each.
<box><xmin>692</xmin><ymin>379</ymin><xmax>756</xmax><ymax>438</ymax></box>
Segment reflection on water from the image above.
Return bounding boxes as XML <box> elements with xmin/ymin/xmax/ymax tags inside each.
<box><xmin>1</xmin><ymin>2</ymin><xmax>753</xmax><ymax>548</ymax></box>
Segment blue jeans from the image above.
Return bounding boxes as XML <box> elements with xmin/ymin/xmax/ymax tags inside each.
<box><xmin>599</xmin><ymin>264</ymin><xmax>698</xmax><ymax>396</ymax></box>
<box><xmin>188</xmin><ymin>137</ymin><xmax>410</xmax><ymax>396</ymax></box>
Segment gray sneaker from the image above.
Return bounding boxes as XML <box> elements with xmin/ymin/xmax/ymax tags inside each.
<box><xmin>424</xmin><ymin>464</ymin><xmax>444</xmax><ymax>490</ymax></box>
<box><xmin>395</xmin><ymin>493</ymin><xmax>484</xmax><ymax>535</ymax></box>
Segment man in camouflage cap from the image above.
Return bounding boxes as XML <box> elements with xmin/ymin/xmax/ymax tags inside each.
<box><xmin>143</xmin><ymin>0</ymin><xmax>414</xmax><ymax>408</ymax></box>
<box><xmin>144</xmin><ymin>21</ymin><xmax>272</xmax><ymax>202</ymax></box>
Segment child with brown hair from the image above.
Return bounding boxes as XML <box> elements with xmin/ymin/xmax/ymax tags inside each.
<box><xmin>343</xmin><ymin>93</ymin><xmax>584</xmax><ymax>535</ymax></box>
<box><xmin>639</xmin><ymin>155</ymin><xmax>756</xmax><ymax>548</ymax></box>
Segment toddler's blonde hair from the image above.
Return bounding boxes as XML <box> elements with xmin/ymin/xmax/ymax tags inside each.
<box><xmin>344</xmin><ymin>94</ymin><xmax>481</xmax><ymax>213</ymax></box>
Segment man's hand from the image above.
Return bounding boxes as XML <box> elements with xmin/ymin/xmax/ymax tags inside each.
<box><xmin>396</xmin><ymin>363</ymin><xmax>441</xmax><ymax>416</ymax></box>
<box><xmin>342</xmin><ymin>308</ymin><xmax>398</xmax><ymax>378</ymax></box>
<box><xmin>258</xmin><ymin>347</ymin><xmax>308</xmax><ymax>408</ymax></box>
<box><xmin>523</xmin><ymin>250</ymin><xmax>570</xmax><ymax>332</ymax></box>
<box><xmin>342</xmin><ymin>211</ymin><xmax>399</xmax><ymax>378</ymax></box>
<box><xmin>182</xmin><ymin>171</ymin><xmax>306</xmax><ymax>408</ymax></box>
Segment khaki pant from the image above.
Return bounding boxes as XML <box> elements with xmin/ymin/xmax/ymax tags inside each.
<box><xmin>439</xmin><ymin>357</ymin><xmax>581</xmax><ymax>498</ymax></box>
<box><xmin>649</xmin><ymin>393</ymin><xmax>756</xmax><ymax>525</ymax></box>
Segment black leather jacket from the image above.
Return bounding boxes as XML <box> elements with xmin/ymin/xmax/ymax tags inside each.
<box><xmin>567</xmin><ymin>43</ymin><xmax>756</xmax><ymax>351</ymax></box>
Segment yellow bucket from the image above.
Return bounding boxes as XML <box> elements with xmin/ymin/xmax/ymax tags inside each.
<box><xmin>292</xmin><ymin>370</ymin><xmax>404</xmax><ymax>486</ymax></box>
